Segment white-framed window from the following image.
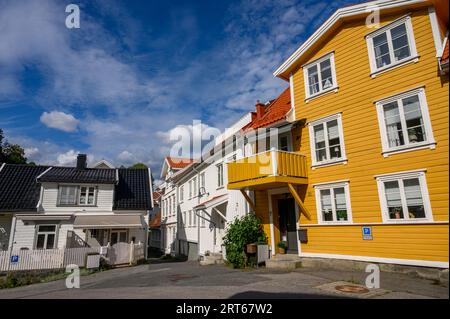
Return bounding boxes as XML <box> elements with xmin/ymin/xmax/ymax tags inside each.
<box><xmin>366</xmin><ymin>15</ymin><xmax>418</xmax><ymax>76</ymax></box>
<box><xmin>172</xmin><ymin>195</ymin><xmax>176</xmax><ymax>216</ymax></box>
<box><xmin>193</xmin><ymin>211</ymin><xmax>197</xmax><ymax>226</ymax></box>
<box><xmin>193</xmin><ymin>177</ymin><xmax>197</xmax><ymax>198</ymax></box>
<box><xmin>200</xmin><ymin>172</ymin><xmax>205</xmax><ymax>190</ymax></box>
<box><xmin>189</xmin><ymin>180</ymin><xmax>192</xmax><ymax>199</ymax></box>
<box><xmin>314</xmin><ymin>181</ymin><xmax>352</xmax><ymax>224</ymax></box>
<box><xmin>35</xmin><ymin>225</ymin><xmax>57</xmax><ymax>250</ymax></box>
<box><xmin>59</xmin><ymin>186</ymin><xmax>78</xmax><ymax>205</ymax></box>
<box><xmin>376</xmin><ymin>170</ymin><xmax>432</xmax><ymax>223</ymax></box>
<box><xmin>79</xmin><ymin>186</ymin><xmax>96</xmax><ymax>205</ymax></box>
<box><xmin>308</xmin><ymin>113</ymin><xmax>347</xmax><ymax>167</ymax></box>
<box><xmin>189</xmin><ymin>210</ymin><xmax>192</xmax><ymax>227</ymax></box>
<box><xmin>217</xmin><ymin>163</ymin><xmax>224</xmax><ymax>188</ymax></box>
<box><xmin>182</xmin><ymin>211</ymin><xmax>186</xmax><ymax>227</ymax></box>
<box><xmin>375</xmin><ymin>87</ymin><xmax>435</xmax><ymax>156</ymax></box>
<box><xmin>179</xmin><ymin>186</ymin><xmax>184</xmax><ymax>202</ymax></box>
<box><xmin>303</xmin><ymin>52</ymin><xmax>338</xmax><ymax>99</ymax></box>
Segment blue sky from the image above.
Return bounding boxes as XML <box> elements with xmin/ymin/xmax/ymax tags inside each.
<box><xmin>0</xmin><ymin>0</ymin><xmax>365</xmax><ymax>175</ymax></box>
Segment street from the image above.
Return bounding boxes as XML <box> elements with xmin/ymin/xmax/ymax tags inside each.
<box><xmin>0</xmin><ymin>261</ymin><xmax>448</xmax><ymax>299</ymax></box>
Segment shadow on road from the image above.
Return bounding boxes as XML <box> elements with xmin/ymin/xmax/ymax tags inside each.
<box><xmin>229</xmin><ymin>291</ymin><xmax>353</xmax><ymax>299</ymax></box>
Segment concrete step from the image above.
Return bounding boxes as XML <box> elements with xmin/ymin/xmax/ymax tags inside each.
<box><xmin>272</xmin><ymin>254</ymin><xmax>301</xmax><ymax>261</ymax></box>
<box><xmin>265</xmin><ymin>259</ymin><xmax>302</xmax><ymax>270</ymax></box>
<box><xmin>199</xmin><ymin>254</ymin><xmax>224</xmax><ymax>266</ymax></box>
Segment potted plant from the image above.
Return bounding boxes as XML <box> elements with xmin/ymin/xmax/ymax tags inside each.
<box><xmin>277</xmin><ymin>241</ymin><xmax>287</xmax><ymax>254</ymax></box>
<box><xmin>337</xmin><ymin>211</ymin><xmax>347</xmax><ymax>221</ymax></box>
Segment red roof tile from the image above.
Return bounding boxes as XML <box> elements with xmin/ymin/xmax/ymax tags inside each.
<box><xmin>165</xmin><ymin>157</ymin><xmax>194</xmax><ymax>169</ymax></box>
<box><xmin>246</xmin><ymin>87</ymin><xmax>291</xmax><ymax>130</ymax></box>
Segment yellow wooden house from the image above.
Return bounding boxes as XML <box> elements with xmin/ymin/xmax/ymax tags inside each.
<box><xmin>228</xmin><ymin>0</ymin><xmax>448</xmax><ymax>268</ymax></box>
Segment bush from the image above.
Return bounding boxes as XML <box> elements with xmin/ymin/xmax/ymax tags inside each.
<box><xmin>223</xmin><ymin>214</ymin><xmax>267</xmax><ymax>269</ymax></box>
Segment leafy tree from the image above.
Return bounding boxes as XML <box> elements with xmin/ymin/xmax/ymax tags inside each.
<box><xmin>0</xmin><ymin>128</ymin><xmax>28</xmax><ymax>164</ymax></box>
<box><xmin>223</xmin><ymin>214</ymin><xmax>267</xmax><ymax>269</ymax></box>
<box><xmin>129</xmin><ymin>163</ymin><xmax>148</xmax><ymax>169</ymax></box>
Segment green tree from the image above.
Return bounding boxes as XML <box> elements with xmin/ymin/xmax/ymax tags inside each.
<box><xmin>129</xmin><ymin>163</ymin><xmax>148</xmax><ymax>169</ymax></box>
<box><xmin>223</xmin><ymin>214</ymin><xmax>267</xmax><ymax>269</ymax></box>
<box><xmin>0</xmin><ymin>128</ymin><xmax>28</xmax><ymax>164</ymax></box>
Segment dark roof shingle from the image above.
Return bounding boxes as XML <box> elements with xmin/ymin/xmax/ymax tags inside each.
<box><xmin>37</xmin><ymin>167</ymin><xmax>117</xmax><ymax>184</ymax></box>
<box><xmin>114</xmin><ymin>169</ymin><xmax>152</xmax><ymax>210</ymax></box>
<box><xmin>0</xmin><ymin>164</ymin><xmax>49</xmax><ymax>212</ymax></box>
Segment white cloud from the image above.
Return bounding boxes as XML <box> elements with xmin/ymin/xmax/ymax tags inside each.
<box><xmin>24</xmin><ymin>147</ymin><xmax>39</xmax><ymax>159</ymax></box>
<box><xmin>40</xmin><ymin>111</ymin><xmax>79</xmax><ymax>132</ymax></box>
<box><xmin>117</xmin><ymin>150</ymin><xmax>136</xmax><ymax>164</ymax></box>
<box><xmin>56</xmin><ymin>150</ymin><xmax>79</xmax><ymax>166</ymax></box>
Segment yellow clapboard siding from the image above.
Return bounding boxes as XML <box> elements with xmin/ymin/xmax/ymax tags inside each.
<box><xmin>287</xmin><ymin>7</ymin><xmax>449</xmax><ymax>264</ymax></box>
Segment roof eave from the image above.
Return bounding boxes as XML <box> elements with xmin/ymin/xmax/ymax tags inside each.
<box><xmin>273</xmin><ymin>0</ymin><xmax>428</xmax><ymax>79</ymax></box>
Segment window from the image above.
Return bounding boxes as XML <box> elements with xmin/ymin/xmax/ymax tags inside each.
<box><xmin>376</xmin><ymin>88</ymin><xmax>435</xmax><ymax>156</ymax></box>
<box><xmin>59</xmin><ymin>186</ymin><xmax>77</xmax><ymax>205</ymax></box>
<box><xmin>79</xmin><ymin>187</ymin><xmax>96</xmax><ymax>205</ymax></box>
<box><xmin>200</xmin><ymin>173</ymin><xmax>205</xmax><ymax>190</ymax></box>
<box><xmin>189</xmin><ymin>211</ymin><xmax>192</xmax><ymax>227</ymax></box>
<box><xmin>308</xmin><ymin>113</ymin><xmax>347</xmax><ymax>167</ymax></box>
<box><xmin>193</xmin><ymin>211</ymin><xmax>197</xmax><ymax>226</ymax></box>
<box><xmin>59</xmin><ymin>185</ymin><xmax>97</xmax><ymax>206</ymax></box>
<box><xmin>314</xmin><ymin>182</ymin><xmax>352</xmax><ymax>224</ymax></box>
<box><xmin>366</xmin><ymin>16</ymin><xmax>418</xmax><ymax>75</ymax></box>
<box><xmin>376</xmin><ymin>170</ymin><xmax>432</xmax><ymax>222</ymax></box>
<box><xmin>182</xmin><ymin>211</ymin><xmax>186</xmax><ymax>227</ymax></box>
<box><xmin>278</xmin><ymin>132</ymin><xmax>292</xmax><ymax>152</ymax></box>
<box><xmin>193</xmin><ymin>177</ymin><xmax>197</xmax><ymax>198</ymax></box>
<box><xmin>303</xmin><ymin>52</ymin><xmax>338</xmax><ymax>99</ymax></box>
<box><xmin>35</xmin><ymin>225</ymin><xmax>57</xmax><ymax>249</ymax></box>
<box><xmin>189</xmin><ymin>180</ymin><xmax>192</xmax><ymax>198</ymax></box>
<box><xmin>179</xmin><ymin>186</ymin><xmax>184</xmax><ymax>202</ymax></box>
<box><xmin>217</xmin><ymin>163</ymin><xmax>224</xmax><ymax>188</ymax></box>
<box><xmin>172</xmin><ymin>195</ymin><xmax>176</xmax><ymax>216</ymax></box>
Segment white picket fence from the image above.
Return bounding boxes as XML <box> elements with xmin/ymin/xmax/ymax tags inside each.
<box><xmin>0</xmin><ymin>247</ymin><xmax>101</xmax><ymax>272</ymax></box>
<box><xmin>0</xmin><ymin>243</ymin><xmax>145</xmax><ymax>272</ymax></box>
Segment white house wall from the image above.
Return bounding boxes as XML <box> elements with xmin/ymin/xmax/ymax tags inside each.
<box><xmin>41</xmin><ymin>182</ymin><xmax>115</xmax><ymax>213</ymax></box>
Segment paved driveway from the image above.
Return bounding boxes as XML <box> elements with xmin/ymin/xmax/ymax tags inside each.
<box><xmin>0</xmin><ymin>261</ymin><xmax>448</xmax><ymax>299</ymax></box>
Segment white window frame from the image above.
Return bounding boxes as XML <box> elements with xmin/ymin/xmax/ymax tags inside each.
<box><xmin>58</xmin><ymin>185</ymin><xmax>78</xmax><ymax>206</ymax></box>
<box><xmin>189</xmin><ymin>210</ymin><xmax>192</xmax><ymax>227</ymax></box>
<box><xmin>308</xmin><ymin>113</ymin><xmax>347</xmax><ymax>168</ymax></box>
<box><xmin>375</xmin><ymin>169</ymin><xmax>433</xmax><ymax>223</ymax></box>
<box><xmin>303</xmin><ymin>52</ymin><xmax>338</xmax><ymax>100</ymax></box>
<box><xmin>78</xmin><ymin>186</ymin><xmax>97</xmax><ymax>206</ymax></box>
<box><xmin>172</xmin><ymin>195</ymin><xmax>176</xmax><ymax>216</ymax></box>
<box><xmin>217</xmin><ymin>163</ymin><xmax>224</xmax><ymax>188</ymax></box>
<box><xmin>375</xmin><ymin>87</ymin><xmax>435</xmax><ymax>157</ymax></box>
<box><xmin>34</xmin><ymin>224</ymin><xmax>57</xmax><ymax>250</ymax></box>
<box><xmin>189</xmin><ymin>180</ymin><xmax>192</xmax><ymax>199</ymax></box>
<box><xmin>314</xmin><ymin>181</ymin><xmax>353</xmax><ymax>224</ymax></box>
<box><xmin>366</xmin><ymin>15</ymin><xmax>419</xmax><ymax>77</ymax></box>
<box><xmin>179</xmin><ymin>186</ymin><xmax>184</xmax><ymax>203</ymax></box>
<box><xmin>193</xmin><ymin>177</ymin><xmax>197</xmax><ymax>198</ymax></box>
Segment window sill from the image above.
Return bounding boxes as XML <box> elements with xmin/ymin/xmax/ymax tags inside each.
<box><xmin>216</xmin><ymin>186</ymin><xmax>225</xmax><ymax>190</ymax></box>
<box><xmin>381</xmin><ymin>218</ymin><xmax>433</xmax><ymax>224</ymax></box>
<box><xmin>305</xmin><ymin>86</ymin><xmax>339</xmax><ymax>103</ymax></box>
<box><xmin>382</xmin><ymin>141</ymin><xmax>436</xmax><ymax>157</ymax></box>
<box><xmin>318</xmin><ymin>221</ymin><xmax>353</xmax><ymax>225</ymax></box>
<box><xmin>57</xmin><ymin>205</ymin><xmax>98</xmax><ymax>208</ymax></box>
<box><xmin>370</xmin><ymin>56</ymin><xmax>419</xmax><ymax>78</ymax></box>
<box><xmin>312</xmin><ymin>159</ymin><xmax>348</xmax><ymax>169</ymax></box>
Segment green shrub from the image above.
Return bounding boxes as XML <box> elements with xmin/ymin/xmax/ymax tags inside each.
<box><xmin>223</xmin><ymin>214</ymin><xmax>267</xmax><ymax>269</ymax></box>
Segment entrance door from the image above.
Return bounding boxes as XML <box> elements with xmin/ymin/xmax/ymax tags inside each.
<box><xmin>110</xmin><ymin>230</ymin><xmax>127</xmax><ymax>245</ymax></box>
<box><xmin>278</xmin><ymin>198</ymin><xmax>298</xmax><ymax>254</ymax></box>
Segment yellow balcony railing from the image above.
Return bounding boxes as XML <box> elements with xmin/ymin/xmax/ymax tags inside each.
<box><xmin>227</xmin><ymin>150</ymin><xmax>308</xmax><ymax>190</ymax></box>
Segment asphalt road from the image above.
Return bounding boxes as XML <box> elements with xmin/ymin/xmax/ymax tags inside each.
<box><xmin>0</xmin><ymin>260</ymin><xmax>448</xmax><ymax>299</ymax></box>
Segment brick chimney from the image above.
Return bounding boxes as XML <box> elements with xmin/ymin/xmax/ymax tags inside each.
<box><xmin>76</xmin><ymin>154</ymin><xmax>87</xmax><ymax>169</ymax></box>
<box><xmin>255</xmin><ymin>100</ymin><xmax>265</xmax><ymax>119</ymax></box>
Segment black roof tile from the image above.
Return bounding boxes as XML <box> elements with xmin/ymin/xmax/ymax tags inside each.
<box><xmin>0</xmin><ymin>164</ymin><xmax>50</xmax><ymax>212</ymax></box>
<box><xmin>114</xmin><ymin>169</ymin><xmax>152</xmax><ymax>210</ymax></box>
<box><xmin>37</xmin><ymin>167</ymin><xmax>117</xmax><ymax>184</ymax></box>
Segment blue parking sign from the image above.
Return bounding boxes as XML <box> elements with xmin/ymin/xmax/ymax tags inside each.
<box><xmin>10</xmin><ymin>255</ymin><xmax>19</xmax><ymax>263</ymax></box>
<box><xmin>362</xmin><ymin>226</ymin><xmax>372</xmax><ymax>240</ymax></box>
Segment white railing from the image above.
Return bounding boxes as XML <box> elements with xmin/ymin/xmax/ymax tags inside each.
<box><xmin>0</xmin><ymin>247</ymin><xmax>102</xmax><ymax>272</ymax></box>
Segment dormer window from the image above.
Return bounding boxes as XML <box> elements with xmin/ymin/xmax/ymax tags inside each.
<box><xmin>58</xmin><ymin>185</ymin><xmax>97</xmax><ymax>206</ymax></box>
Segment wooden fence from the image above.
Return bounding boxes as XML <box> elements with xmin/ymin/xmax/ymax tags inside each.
<box><xmin>0</xmin><ymin>243</ymin><xmax>145</xmax><ymax>272</ymax></box>
<box><xmin>0</xmin><ymin>247</ymin><xmax>101</xmax><ymax>272</ymax></box>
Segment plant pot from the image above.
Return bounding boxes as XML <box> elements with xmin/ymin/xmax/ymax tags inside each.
<box><xmin>277</xmin><ymin>247</ymin><xmax>286</xmax><ymax>254</ymax></box>
<box><xmin>246</xmin><ymin>243</ymin><xmax>257</xmax><ymax>254</ymax></box>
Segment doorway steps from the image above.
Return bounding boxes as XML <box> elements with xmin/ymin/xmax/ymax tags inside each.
<box><xmin>199</xmin><ymin>253</ymin><xmax>224</xmax><ymax>266</ymax></box>
<box><xmin>265</xmin><ymin>254</ymin><xmax>302</xmax><ymax>270</ymax></box>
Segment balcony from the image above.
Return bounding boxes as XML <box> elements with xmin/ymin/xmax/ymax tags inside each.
<box><xmin>227</xmin><ymin>150</ymin><xmax>308</xmax><ymax>190</ymax></box>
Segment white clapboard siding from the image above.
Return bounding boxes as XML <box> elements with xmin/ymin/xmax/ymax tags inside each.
<box><xmin>132</xmin><ymin>243</ymin><xmax>145</xmax><ymax>263</ymax></box>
